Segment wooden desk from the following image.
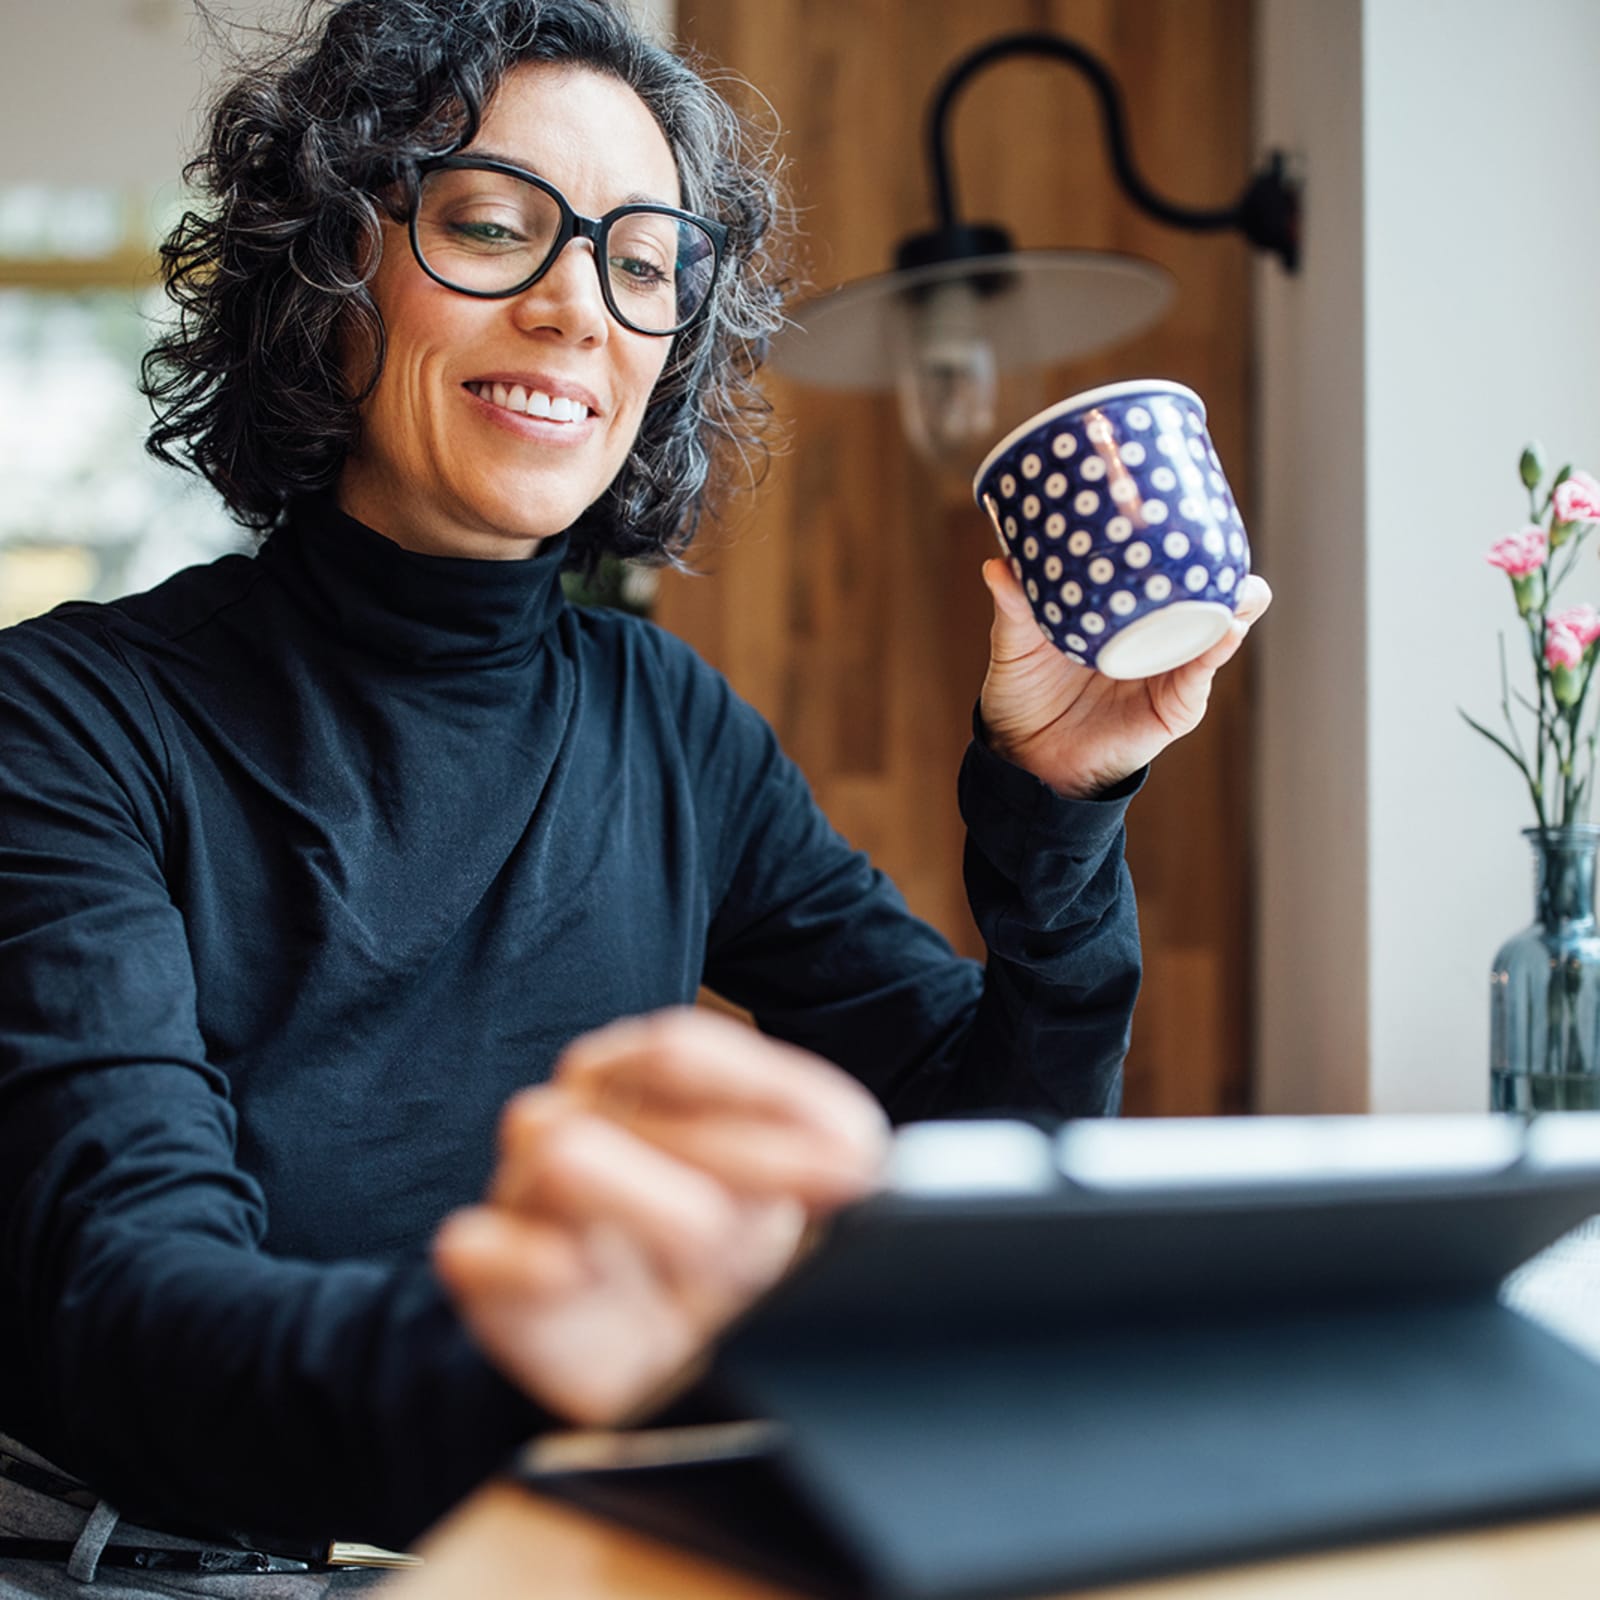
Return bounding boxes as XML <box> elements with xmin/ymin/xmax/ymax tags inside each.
<box><xmin>385</xmin><ymin>1223</ymin><xmax>1600</xmax><ymax>1598</ymax></box>
<box><xmin>390</xmin><ymin>1480</ymin><xmax>1600</xmax><ymax>1600</ymax></box>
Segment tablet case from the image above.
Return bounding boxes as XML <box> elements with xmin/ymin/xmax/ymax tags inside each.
<box><xmin>526</xmin><ymin>1130</ymin><xmax>1600</xmax><ymax>1599</ymax></box>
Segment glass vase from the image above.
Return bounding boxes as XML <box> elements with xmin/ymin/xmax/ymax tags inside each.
<box><xmin>1491</xmin><ymin>825</ymin><xmax>1600</xmax><ymax>1111</ymax></box>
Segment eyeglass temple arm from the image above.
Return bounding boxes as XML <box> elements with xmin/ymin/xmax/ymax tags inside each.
<box><xmin>924</xmin><ymin>30</ymin><xmax>1301</xmax><ymax>272</ymax></box>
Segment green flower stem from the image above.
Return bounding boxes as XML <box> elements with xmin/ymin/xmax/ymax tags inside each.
<box><xmin>1469</xmin><ymin>458</ymin><xmax>1595</xmax><ymax>833</ymax></box>
<box><xmin>1565</xmin><ymin>649</ymin><xmax>1600</xmax><ymax>825</ymax></box>
<box><xmin>1484</xmin><ymin>633</ymin><xmax>1549</xmax><ymax>831</ymax></box>
<box><xmin>1550</xmin><ymin>525</ymin><xmax>1588</xmax><ymax>588</ymax></box>
<box><xmin>1462</xmin><ymin>707</ymin><xmax>1546</xmax><ymax>828</ymax></box>
<box><xmin>1542</xmin><ymin>465</ymin><xmax>1574</xmax><ymax>519</ymax></box>
<box><xmin>1527</xmin><ymin>595</ymin><xmax>1555</xmax><ymax>814</ymax></box>
<box><xmin>1501</xmin><ymin>635</ymin><xmax>1536</xmax><ymax>772</ymax></box>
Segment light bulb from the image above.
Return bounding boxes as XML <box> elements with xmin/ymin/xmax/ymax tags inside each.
<box><xmin>893</xmin><ymin>277</ymin><xmax>999</xmax><ymax>468</ymax></box>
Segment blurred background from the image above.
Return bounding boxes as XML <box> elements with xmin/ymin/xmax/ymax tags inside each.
<box><xmin>4</xmin><ymin>0</ymin><xmax>1598</xmax><ymax>1117</ymax></box>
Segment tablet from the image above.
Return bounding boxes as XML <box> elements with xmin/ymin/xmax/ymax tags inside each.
<box><xmin>718</xmin><ymin>1113</ymin><xmax>1600</xmax><ymax>1358</ymax></box>
<box><xmin>528</xmin><ymin>1115</ymin><xmax>1600</xmax><ymax>1600</ymax></box>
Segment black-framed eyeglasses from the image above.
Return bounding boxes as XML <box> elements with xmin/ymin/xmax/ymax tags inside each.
<box><xmin>407</xmin><ymin>156</ymin><xmax>726</xmax><ymax>336</ymax></box>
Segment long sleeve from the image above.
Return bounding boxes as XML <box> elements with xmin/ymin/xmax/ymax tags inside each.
<box><xmin>951</xmin><ymin>712</ymin><xmax>1141</xmax><ymax>1117</ymax></box>
<box><xmin>1</xmin><ymin>508</ymin><xmax>1141</xmax><ymax>1553</ymax></box>
<box><xmin>694</xmin><ymin>656</ymin><xmax>1141</xmax><ymax>1121</ymax></box>
<box><xmin>0</xmin><ymin>622</ymin><xmax>552</xmax><ymax>1550</ymax></box>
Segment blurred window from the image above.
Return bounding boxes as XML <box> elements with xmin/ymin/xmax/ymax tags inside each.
<box><xmin>0</xmin><ymin>185</ymin><xmax>243</xmax><ymax>629</ymax></box>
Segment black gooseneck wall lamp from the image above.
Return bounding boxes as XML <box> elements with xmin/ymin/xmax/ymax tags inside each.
<box><xmin>768</xmin><ymin>31</ymin><xmax>1302</xmax><ymax>469</ymax></box>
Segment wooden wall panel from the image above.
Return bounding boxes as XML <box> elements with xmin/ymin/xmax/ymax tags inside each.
<box><xmin>663</xmin><ymin>0</ymin><xmax>1257</xmax><ymax>1116</ymax></box>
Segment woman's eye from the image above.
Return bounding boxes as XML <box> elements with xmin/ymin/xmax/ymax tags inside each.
<box><xmin>609</xmin><ymin>254</ymin><xmax>670</xmax><ymax>289</ymax></box>
<box><xmin>449</xmin><ymin>217</ymin><xmax>525</xmax><ymax>244</ymax></box>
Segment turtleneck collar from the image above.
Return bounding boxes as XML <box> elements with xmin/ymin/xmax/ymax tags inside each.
<box><xmin>261</xmin><ymin>494</ymin><xmax>570</xmax><ymax>670</ymax></box>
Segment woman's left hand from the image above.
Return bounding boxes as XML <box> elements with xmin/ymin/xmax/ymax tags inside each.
<box><xmin>978</xmin><ymin>558</ymin><xmax>1272</xmax><ymax>799</ymax></box>
<box><xmin>433</xmin><ymin>1009</ymin><xmax>888</xmax><ymax>1427</ymax></box>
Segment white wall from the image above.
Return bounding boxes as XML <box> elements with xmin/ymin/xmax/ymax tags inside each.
<box><xmin>1255</xmin><ymin>0</ymin><xmax>1600</xmax><ymax>1111</ymax></box>
<box><xmin>1253</xmin><ymin>0</ymin><xmax>1369</xmax><ymax>1112</ymax></box>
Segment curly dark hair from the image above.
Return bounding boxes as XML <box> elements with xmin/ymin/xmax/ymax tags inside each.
<box><xmin>140</xmin><ymin>0</ymin><xmax>787</xmax><ymax>566</ymax></box>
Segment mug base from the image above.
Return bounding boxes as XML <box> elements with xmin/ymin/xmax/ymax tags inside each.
<box><xmin>1092</xmin><ymin>601</ymin><xmax>1235</xmax><ymax>680</ymax></box>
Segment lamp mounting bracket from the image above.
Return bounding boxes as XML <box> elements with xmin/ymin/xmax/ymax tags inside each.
<box><xmin>924</xmin><ymin>30</ymin><xmax>1301</xmax><ymax>272</ymax></box>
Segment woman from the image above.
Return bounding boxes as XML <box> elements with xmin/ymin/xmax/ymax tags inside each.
<box><xmin>0</xmin><ymin>0</ymin><xmax>1267</xmax><ymax>1589</ymax></box>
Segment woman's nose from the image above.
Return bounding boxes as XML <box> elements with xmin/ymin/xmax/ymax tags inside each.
<box><xmin>510</xmin><ymin>237</ymin><xmax>610</xmax><ymax>343</ymax></box>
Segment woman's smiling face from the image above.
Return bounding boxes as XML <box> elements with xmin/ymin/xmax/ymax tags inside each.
<box><xmin>338</xmin><ymin>63</ymin><xmax>681</xmax><ymax>559</ymax></box>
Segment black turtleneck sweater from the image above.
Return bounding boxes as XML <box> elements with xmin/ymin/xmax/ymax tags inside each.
<box><xmin>0</xmin><ymin>496</ymin><xmax>1139</xmax><ymax>1550</ymax></box>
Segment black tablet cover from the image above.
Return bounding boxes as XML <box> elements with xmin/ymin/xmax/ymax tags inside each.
<box><xmin>527</xmin><ymin>1116</ymin><xmax>1600</xmax><ymax>1599</ymax></box>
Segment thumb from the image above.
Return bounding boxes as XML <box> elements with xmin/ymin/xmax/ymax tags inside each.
<box><xmin>982</xmin><ymin>558</ymin><xmax>1045</xmax><ymax>660</ymax></box>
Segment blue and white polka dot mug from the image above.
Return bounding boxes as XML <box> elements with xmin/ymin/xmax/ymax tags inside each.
<box><xmin>973</xmin><ymin>380</ymin><xmax>1250</xmax><ymax>679</ymax></box>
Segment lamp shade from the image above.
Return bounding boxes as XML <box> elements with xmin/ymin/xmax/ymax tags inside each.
<box><xmin>768</xmin><ymin>249</ymin><xmax>1175</xmax><ymax>391</ymax></box>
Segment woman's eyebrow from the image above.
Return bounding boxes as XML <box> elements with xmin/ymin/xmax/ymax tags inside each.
<box><xmin>460</xmin><ymin>149</ymin><xmax>677</xmax><ymax>209</ymax></box>
<box><xmin>461</xmin><ymin>146</ymin><xmax>536</xmax><ymax>172</ymax></box>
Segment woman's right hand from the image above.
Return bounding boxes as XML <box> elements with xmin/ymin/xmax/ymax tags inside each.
<box><xmin>432</xmin><ymin>1008</ymin><xmax>889</xmax><ymax>1426</ymax></box>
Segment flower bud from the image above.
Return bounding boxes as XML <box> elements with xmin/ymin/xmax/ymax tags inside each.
<box><xmin>1487</xmin><ymin>525</ymin><xmax>1548</xmax><ymax>577</ymax></box>
<box><xmin>1554</xmin><ymin>469</ymin><xmax>1600</xmax><ymax>526</ymax></box>
<box><xmin>1521</xmin><ymin>443</ymin><xmax>1546</xmax><ymax>490</ymax></box>
<box><xmin>1546</xmin><ymin>623</ymin><xmax>1585</xmax><ymax>674</ymax></box>
<box><xmin>1553</xmin><ymin>663</ymin><xmax>1584</xmax><ymax>708</ymax></box>
<box><xmin>1548</xmin><ymin>603</ymin><xmax>1600</xmax><ymax>648</ymax></box>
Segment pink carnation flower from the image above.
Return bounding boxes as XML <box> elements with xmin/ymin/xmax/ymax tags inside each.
<box><xmin>1546</xmin><ymin>626</ymin><xmax>1585</xmax><ymax>671</ymax></box>
<box><xmin>1486</xmin><ymin>525</ymin><xmax>1548</xmax><ymax>575</ymax></box>
<box><xmin>1549</xmin><ymin>604</ymin><xmax>1600</xmax><ymax>649</ymax></box>
<box><xmin>1554</xmin><ymin>470</ymin><xmax>1600</xmax><ymax>524</ymax></box>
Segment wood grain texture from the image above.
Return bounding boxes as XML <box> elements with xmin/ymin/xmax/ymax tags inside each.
<box><xmin>661</xmin><ymin>0</ymin><xmax>1257</xmax><ymax>1116</ymax></box>
<box><xmin>394</xmin><ymin>1481</ymin><xmax>1600</xmax><ymax>1600</ymax></box>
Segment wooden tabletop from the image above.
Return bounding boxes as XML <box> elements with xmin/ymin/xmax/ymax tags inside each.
<box><xmin>385</xmin><ymin>1232</ymin><xmax>1600</xmax><ymax>1599</ymax></box>
<box><xmin>388</xmin><ymin>1480</ymin><xmax>1600</xmax><ymax>1600</ymax></box>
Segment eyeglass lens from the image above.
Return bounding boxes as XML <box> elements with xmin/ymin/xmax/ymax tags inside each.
<box><xmin>415</xmin><ymin>167</ymin><xmax>717</xmax><ymax>333</ymax></box>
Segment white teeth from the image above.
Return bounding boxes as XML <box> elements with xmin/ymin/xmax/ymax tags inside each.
<box><xmin>470</xmin><ymin>382</ymin><xmax>590</xmax><ymax>423</ymax></box>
